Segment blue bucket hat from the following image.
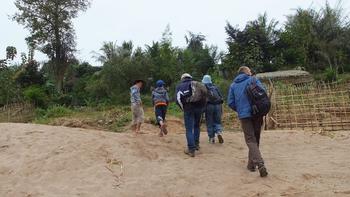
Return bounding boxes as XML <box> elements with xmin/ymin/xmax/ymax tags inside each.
<box><xmin>202</xmin><ymin>75</ymin><xmax>212</xmax><ymax>84</ymax></box>
<box><xmin>156</xmin><ymin>80</ymin><xmax>165</xmax><ymax>87</ymax></box>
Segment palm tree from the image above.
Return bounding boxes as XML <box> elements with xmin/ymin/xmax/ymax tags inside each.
<box><xmin>92</xmin><ymin>41</ymin><xmax>118</xmax><ymax>64</ymax></box>
<box><xmin>6</xmin><ymin>46</ymin><xmax>17</xmax><ymax>60</ymax></box>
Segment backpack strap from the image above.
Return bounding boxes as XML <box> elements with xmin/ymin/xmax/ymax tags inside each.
<box><xmin>250</xmin><ymin>76</ymin><xmax>257</xmax><ymax>85</ymax></box>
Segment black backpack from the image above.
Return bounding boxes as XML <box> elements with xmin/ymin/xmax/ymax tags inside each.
<box><xmin>245</xmin><ymin>77</ymin><xmax>271</xmax><ymax>117</ymax></box>
<box><xmin>206</xmin><ymin>85</ymin><xmax>223</xmax><ymax>104</ymax></box>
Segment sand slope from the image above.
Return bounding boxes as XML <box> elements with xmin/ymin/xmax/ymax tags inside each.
<box><xmin>0</xmin><ymin>123</ymin><xmax>350</xmax><ymax>197</ymax></box>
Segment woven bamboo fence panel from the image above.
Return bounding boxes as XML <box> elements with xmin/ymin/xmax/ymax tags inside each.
<box><xmin>268</xmin><ymin>82</ymin><xmax>350</xmax><ymax>131</ymax></box>
<box><xmin>0</xmin><ymin>102</ymin><xmax>35</xmax><ymax>123</ymax></box>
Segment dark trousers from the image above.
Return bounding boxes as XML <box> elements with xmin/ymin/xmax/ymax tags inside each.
<box><xmin>184</xmin><ymin>108</ymin><xmax>202</xmax><ymax>151</ymax></box>
<box><xmin>240</xmin><ymin>116</ymin><xmax>264</xmax><ymax>167</ymax></box>
<box><xmin>155</xmin><ymin>105</ymin><xmax>167</xmax><ymax>126</ymax></box>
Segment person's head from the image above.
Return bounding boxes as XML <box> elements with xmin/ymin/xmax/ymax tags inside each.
<box><xmin>134</xmin><ymin>80</ymin><xmax>144</xmax><ymax>88</ymax></box>
<box><xmin>181</xmin><ymin>73</ymin><xmax>192</xmax><ymax>81</ymax></box>
<box><xmin>202</xmin><ymin>75</ymin><xmax>212</xmax><ymax>84</ymax></box>
<box><xmin>156</xmin><ymin>80</ymin><xmax>165</xmax><ymax>87</ymax></box>
<box><xmin>237</xmin><ymin>66</ymin><xmax>252</xmax><ymax>76</ymax></box>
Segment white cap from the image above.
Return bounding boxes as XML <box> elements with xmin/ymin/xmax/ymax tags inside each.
<box><xmin>181</xmin><ymin>73</ymin><xmax>192</xmax><ymax>80</ymax></box>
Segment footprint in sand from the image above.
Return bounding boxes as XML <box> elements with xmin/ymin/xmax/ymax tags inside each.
<box><xmin>302</xmin><ymin>173</ymin><xmax>319</xmax><ymax>180</ymax></box>
<box><xmin>0</xmin><ymin>145</ymin><xmax>10</xmax><ymax>151</ymax></box>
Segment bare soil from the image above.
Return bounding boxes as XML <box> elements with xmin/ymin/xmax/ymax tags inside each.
<box><xmin>0</xmin><ymin>123</ymin><xmax>350</xmax><ymax>197</ymax></box>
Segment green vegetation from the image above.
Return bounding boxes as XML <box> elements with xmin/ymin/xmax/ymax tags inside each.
<box><xmin>13</xmin><ymin>0</ymin><xmax>91</xmax><ymax>91</ymax></box>
<box><xmin>33</xmin><ymin>106</ymin><xmax>131</xmax><ymax>132</ymax></box>
<box><xmin>1</xmin><ymin>1</ymin><xmax>350</xmax><ymax>131</ymax></box>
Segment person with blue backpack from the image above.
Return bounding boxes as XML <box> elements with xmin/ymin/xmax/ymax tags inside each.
<box><xmin>227</xmin><ymin>66</ymin><xmax>270</xmax><ymax>177</ymax></box>
<box><xmin>202</xmin><ymin>75</ymin><xmax>224</xmax><ymax>144</ymax></box>
<box><xmin>152</xmin><ymin>80</ymin><xmax>169</xmax><ymax>137</ymax></box>
<box><xmin>176</xmin><ymin>73</ymin><xmax>207</xmax><ymax>157</ymax></box>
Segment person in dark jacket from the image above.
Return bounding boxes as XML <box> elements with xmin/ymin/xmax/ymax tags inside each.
<box><xmin>202</xmin><ymin>75</ymin><xmax>224</xmax><ymax>144</ymax></box>
<box><xmin>227</xmin><ymin>66</ymin><xmax>268</xmax><ymax>177</ymax></box>
<box><xmin>176</xmin><ymin>73</ymin><xmax>206</xmax><ymax>157</ymax></box>
<box><xmin>152</xmin><ymin>80</ymin><xmax>169</xmax><ymax>137</ymax></box>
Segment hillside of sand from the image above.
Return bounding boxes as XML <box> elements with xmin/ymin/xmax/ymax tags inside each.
<box><xmin>1</xmin><ymin>123</ymin><xmax>350</xmax><ymax>197</ymax></box>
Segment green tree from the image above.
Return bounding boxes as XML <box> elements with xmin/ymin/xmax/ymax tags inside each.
<box><xmin>93</xmin><ymin>41</ymin><xmax>118</xmax><ymax>64</ymax></box>
<box><xmin>182</xmin><ymin>32</ymin><xmax>218</xmax><ymax>79</ymax></box>
<box><xmin>223</xmin><ymin>13</ymin><xmax>280</xmax><ymax>74</ymax></box>
<box><xmin>280</xmin><ymin>8</ymin><xmax>319</xmax><ymax>70</ymax></box>
<box><xmin>279</xmin><ymin>2</ymin><xmax>350</xmax><ymax>76</ymax></box>
<box><xmin>91</xmin><ymin>41</ymin><xmax>152</xmax><ymax>104</ymax></box>
<box><xmin>64</xmin><ymin>62</ymin><xmax>101</xmax><ymax>105</ymax></box>
<box><xmin>315</xmin><ymin>2</ymin><xmax>349</xmax><ymax>75</ymax></box>
<box><xmin>0</xmin><ymin>66</ymin><xmax>21</xmax><ymax>106</ymax></box>
<box><xmin>13</xmin><ymin>0</ymin><xmax>91</xmax><ymax>91</ymax></box>
<box><xmin>14</xmin><ymin>60</ymin><xmax>44</xmax><ymax>88</ymax></box>
<box><xmin>6</xmin><ymin>46</ymin><xmax>17</xmax><ymax>60</ymax></box>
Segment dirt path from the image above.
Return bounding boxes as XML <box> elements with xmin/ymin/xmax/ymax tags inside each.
<box><xmin>0</xmin><ymin>123</ymin><xmax>350</xmax><ymax>197</ymax></box>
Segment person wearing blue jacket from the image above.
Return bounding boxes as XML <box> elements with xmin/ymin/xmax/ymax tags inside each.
<box><xmin>152</xmin><ymin>80</ymin><xmax>169</xmax><ymax>137</ymax></box>
<box><xmin>227</xmin><ymin>66</ymin><xmax>268</xmax><ymax>177</ymax></box>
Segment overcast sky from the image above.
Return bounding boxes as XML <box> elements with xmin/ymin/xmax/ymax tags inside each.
<box><xmin>1</xmin><ymin>0</ymin><xmax>349</xmax><ymax>65</ymax></box>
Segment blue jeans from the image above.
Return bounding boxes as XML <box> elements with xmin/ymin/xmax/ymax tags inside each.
<box><xmin>155</xmin><ymin>105</ymin><xmax>167</xmax><ymax>126</ymax></box>
<box><xmin>184</xmin><ymin>108</ymin><xmax>203</xmax><ymax>151</ymax></box>
<box><xmin>205</xmin><ymin>104</ymin><xmax>222</xmax><ymax>138</ymax></box>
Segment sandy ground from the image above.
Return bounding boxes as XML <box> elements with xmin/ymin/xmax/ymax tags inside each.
<box><xmin>1</xmin><ymin>123</ymin><xmax>350</xmax><ymax>197</ymax></box>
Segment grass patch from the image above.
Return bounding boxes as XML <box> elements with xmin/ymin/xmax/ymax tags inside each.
<box><xmin>33</xmin><ymin>105</ymin><xmax>131</xmax><ymax>132</ymax></box>
<box><xmin>167</xmin><ymin>102</ymin><xmax>183</xmax><ymax>118</ymax></box>
<box><xmin>34</xmin><ymin>105</ymin><xmax>73</xmax><ymax>124</ymax></box>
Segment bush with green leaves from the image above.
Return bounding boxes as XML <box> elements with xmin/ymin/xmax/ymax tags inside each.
<box><xmin>43</xmin><ymin>105</ymin><xmax>73</xmax><ymax>119</ymax></box>
<box><xmin>23</xmin><ymin>85</ymin><xmax>48</xmax><ymax>107</ymax></box>
<box><xmin>0</xmin><ymin>66</ymin><xmax>22</xmax><ymax>106</ymax></box>
<box><xmin>14</xmin><ymin>60</ymin><xmax>44</xmax><ymax>88</ymax></box>
<box><xmin>324</xmin><ymin>68</ymin><xmax>337</xmax><ymax>82</ymax></box>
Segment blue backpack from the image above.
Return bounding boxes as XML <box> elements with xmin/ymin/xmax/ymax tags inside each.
<box><xmin>245</xmin><ymin>77</ymin><xmax>271</xmax><ymax>117</ymax></box>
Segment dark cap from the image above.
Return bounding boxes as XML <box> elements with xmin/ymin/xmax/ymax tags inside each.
<box><xmin>133</xmin><ymin>79</ymin><xmax>145</xmax><ymax>85</ymax></box>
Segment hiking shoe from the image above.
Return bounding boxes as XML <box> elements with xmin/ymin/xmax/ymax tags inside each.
<box><xmin>195</xmin><ymin>144</ymin><xmax>200</xmax><ymax>151</ymax></box>
<box><xmin>258</xmin><ymin>165</ymin><xmax>268</xmax><ymax>177</ymax></box>
<box><xmin>209</xmin><ymin>137</ymin><xmax>215</xmax><ymax>144</ymax></box>
<box><xmin>247</xmin><ymin>164</ymin><xmax>256</xmax><ymax>172</ymax></box>
<box><xmin>161</xmin><ymin>124</ymin><xmax>168</xmax><ymax>135</ymax></box>
<box><xmin>217</xmin><ymin>134</ymin><xmax>224</xmax><ymax>144</ymax></box>
<box><xmin>158</xmin><ymin>131</ymin><xmax>164</xmax><ymax>137</ymax></box>
<box><xmin>184</xmin><ymin>149</ymin><xmax>195</xmax><ymax>157</ymax></box>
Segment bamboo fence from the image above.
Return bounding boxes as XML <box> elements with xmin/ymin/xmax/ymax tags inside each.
<box><xmin>0</xmin><ymin>102</ymin><xmax>35</xmax><ymax>123</ymax></box>
<box><xmin>268</xmin><ymin>81</ymin><xmax>350</xmax><ymax>131</ymax></box>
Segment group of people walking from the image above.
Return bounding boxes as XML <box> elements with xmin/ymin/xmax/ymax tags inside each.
<box><xmin>130</xmin><ymin>66</ymin><xmax>269</xmax><ymax>177</ymax></box>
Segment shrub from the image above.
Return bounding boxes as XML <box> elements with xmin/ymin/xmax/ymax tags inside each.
<box><xmin>324</xmin><ymin>68</ymin><xmax>337</xmax><ymax>82</ymax></box>
<box><xmin>24</xmin><ymin>85</ymin><xmax>48</xmax><ymax>107</ymax></box>
<box><xmin>167</xmin><ymin>102</ymin><xmax>182</xmax><ymax>118</ymax></box>
<box><xmin>213</xmin><ymin>77</ymin><xmax>231</xmax><ymax>100</ymax></box>
<box><xmin>14</xmin><ymin>60</ymin><xmax>44</xmax><ymax>88</ymax></box>
<box><xmin>44</xmin><ymin>105</ymin><xmax>73</xmax><ymax>118</ymax></box>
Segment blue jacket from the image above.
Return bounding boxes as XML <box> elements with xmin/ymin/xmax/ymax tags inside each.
<box><xmin>227</xmin><ymin>73</ymin><xmax>265</xmax><ymax>119</ymax></box>
<box><xmin>152</xmin><ymin>87</ymin><xmax>169</xmax><ymax>106</ymax></box>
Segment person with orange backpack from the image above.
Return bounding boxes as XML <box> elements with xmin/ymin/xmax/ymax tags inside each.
<box><xmin>152</xmin><ymin>80</ymin><xmax>169</xmax><ymax>137</ymax></box>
